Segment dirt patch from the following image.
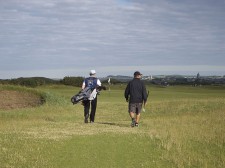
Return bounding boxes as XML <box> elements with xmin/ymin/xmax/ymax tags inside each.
<box><xmin>0</xmin><ymin>90</ymin><xmax>43</xmax><ymax>110</ymax></box>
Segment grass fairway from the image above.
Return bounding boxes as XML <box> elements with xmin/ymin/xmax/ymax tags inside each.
<box><xmin>0</xmin><ymin>84</ymin><xmax>225</xmax><ymax>168</ymax></box>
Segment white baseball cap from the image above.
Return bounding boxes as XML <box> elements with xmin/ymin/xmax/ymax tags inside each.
<box><xmin>90</xmin><ymin>70</ymin><xmax>96</xmax><ymax>75</ymax></box>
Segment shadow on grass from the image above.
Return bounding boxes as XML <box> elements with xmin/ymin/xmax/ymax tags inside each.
<box><xmin>97</xmin><ymin>122</ymin><xmax>129</xmax><ymax>128</ymax></box>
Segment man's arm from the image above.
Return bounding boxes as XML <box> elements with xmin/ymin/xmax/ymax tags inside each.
<box><xmin>97</xmin><ymin>79</ymin><xmax>101</xmax><ymax>86</ymax></box>
<box><xmin>81</xmin><ymin>81</ymin><xmax>85</xmax><ymax>90</ymax></box>
<box><xmin>142</xmin><ymin>83</ymin><xmax>148</xmax><ymax>106</ymax></box>
<box><xmin>124</xmin><ymin>83</ymin><xmax>130</xmax><ymax>102</ymax></box>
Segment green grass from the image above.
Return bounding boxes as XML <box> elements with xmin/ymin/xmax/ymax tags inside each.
<box><xmin>0</xmin><ymin>84</ymin><xmax>225</xmax><ymax>168</ymax></box>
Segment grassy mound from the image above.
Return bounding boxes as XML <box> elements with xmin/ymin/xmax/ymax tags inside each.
<box><xmin>0</xmin><ymin>90</ymin><xmax>43</xmax><ymax>110</ymax></box>
<box><xmin>0</xmin><ymin>85</ymin><xmax>44</xmax><ymax>110</ymax></box>
<box><xmin>0</xmin><ymin>84</ymin><xmax>69</xmax><ymax>110</ymax></box>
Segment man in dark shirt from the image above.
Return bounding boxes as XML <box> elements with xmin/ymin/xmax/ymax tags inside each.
<box><xmin>124</xmin><ymin>71</ymin><xmax>148</xmax><ymax>127</ymax></box>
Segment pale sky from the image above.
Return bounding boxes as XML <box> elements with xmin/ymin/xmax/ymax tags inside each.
<box><xmin>1</xmin><ymin>0</ymin><xmax>225</xmax><ymax>79</ymax></box>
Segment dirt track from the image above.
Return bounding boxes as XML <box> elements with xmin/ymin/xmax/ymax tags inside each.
<box><xmin>0</xmin><ymin>90</ymin><xmax>42</xmax><ymax>110</ymax></box>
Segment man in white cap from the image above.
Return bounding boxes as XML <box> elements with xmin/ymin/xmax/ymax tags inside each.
<box><xmin>82</xmin><ymin>70</ymin><xmax>102</xmax><ymax>123</ymax></box>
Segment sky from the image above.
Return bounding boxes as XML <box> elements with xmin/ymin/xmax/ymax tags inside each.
<box><xmin>1</xmin><ymin>0</ymin><xmax>225</xmax><ymax>79</ymax></box>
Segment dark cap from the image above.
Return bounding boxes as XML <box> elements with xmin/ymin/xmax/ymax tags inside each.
<box><xmin>134</xmin><ymin>71</ymin><xmax>142</xmax><ymax>76</ymax></box>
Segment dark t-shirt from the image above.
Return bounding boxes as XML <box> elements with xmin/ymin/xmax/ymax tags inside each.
<box><xmin>124</xmin><ymin>78</ymin><xmax>147</xmax><ymax>103</ymax></box>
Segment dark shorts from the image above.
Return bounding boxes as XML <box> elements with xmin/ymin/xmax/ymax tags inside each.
<box><xmin>128</xmin><ymin>103</ymin><xmax>143</xmax><ymax>114</ymax></box>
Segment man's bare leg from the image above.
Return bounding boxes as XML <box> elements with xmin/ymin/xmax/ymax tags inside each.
<box><xmin>129</xmin><ymin>112</ymin><xmax>136</xmax><ymax>127</ymax></box>
<box><xmin>136</xmin><ymin>113</ymin><xmax>141</xmax><ymax>125</ymax></box>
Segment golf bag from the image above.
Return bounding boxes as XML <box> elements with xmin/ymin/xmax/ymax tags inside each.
<box><xmin>71</xmin><ymin>86</ymin><xmax>106</xmax><ymax>105</ymax></box>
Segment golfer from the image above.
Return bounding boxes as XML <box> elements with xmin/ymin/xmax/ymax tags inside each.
<box><xmin>82</xmin><ymin>70</ymin><xmax>101</xmax><ymax>123</ymax></box>
<box><xmin>124</xmin><ymin>71</ymin><xmax>148</xmax><ymax>127</ymax></box>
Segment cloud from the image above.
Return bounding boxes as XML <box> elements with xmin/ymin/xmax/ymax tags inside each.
<box><xmin>0</xmin><ymin>0</ymin><xmax>225</xmax><ymax>78</ymax></box>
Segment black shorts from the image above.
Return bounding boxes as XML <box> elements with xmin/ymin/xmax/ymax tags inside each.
<box><xmin>128</xmin><ymin>103</ymin><xmax>143</xmax><ymax>114</ymax></box>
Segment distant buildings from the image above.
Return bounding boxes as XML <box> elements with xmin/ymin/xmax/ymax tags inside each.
<box><xmin>102</xmin><ymin>73</ymin><xmax>225</xmax><ymax>86</ymax></box>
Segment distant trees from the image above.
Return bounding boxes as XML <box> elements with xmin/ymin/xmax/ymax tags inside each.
<box><xmin>0</xmin><ymin>76</ymin><xmax>85</xmax><ymax>87</ymax></box>
<box><xmin>61</xmin><ymin>76</ymin><xmax>84</xmax><ymax>87</ymax></box>
<box><xmin>0</xmin><ymin>77</ymin><xmax>59</xmax><ymax>87</ymax></box>
<box><xmin>194</xmin><ymin>73</ymin><xmax>200</xmax><ymax>86</ymax></box>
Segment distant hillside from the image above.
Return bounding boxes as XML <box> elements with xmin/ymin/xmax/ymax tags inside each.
<box><xmin>101</xmin><ymin>75</ymin><xmax>133</xmax><ymax>83</ymax></box>
<box><xmin>1</xmin><ymin>74</ymin><xmax>224</xmax><ymax>87</ymax></box>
